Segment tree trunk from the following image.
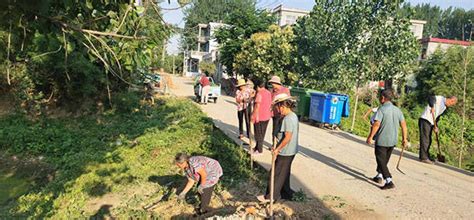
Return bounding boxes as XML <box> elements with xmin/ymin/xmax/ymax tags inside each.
<box><xmin>6</xmin><ymin>22</ymin><xmax>12</xmax><ymax>85</ymax></box>
<box><xmin>399</xmin><ymin>81</ymin><xmax>406</xmax><ymax>107</ymax></box>
<box><xmin>459</xmin><ymin>49</ymin><xmax>470</xmax><ymax>168</ymax></box>
<box><xmin>106</xmin><ymin>71</ymin><xmax>112</xmax><ymax>107</ymax></box>
<box><xmin>161</xmin><ymin>38</ymin><xmax>166</xmax><ymax>73</ymax></box>
<box><xmin>172</xmin><ymin>56</ymin><xmax>175</xmax><ymax>75</ymax></box>
<box><xmin>350</xmin><ymin>86</ymin><xmax>360</xmax><ymax>132</ymax></box>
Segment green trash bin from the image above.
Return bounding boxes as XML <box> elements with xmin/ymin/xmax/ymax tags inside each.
<box><xmin>290</xmin><ymin>87</ymin><xmax>322</xmax><ymax>119</ymax></box>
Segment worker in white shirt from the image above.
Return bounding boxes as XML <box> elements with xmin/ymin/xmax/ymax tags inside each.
<box><xmin>418</xmin><ymin>95</ymin><xmax>457</xmax><ymax>164</ymax></box>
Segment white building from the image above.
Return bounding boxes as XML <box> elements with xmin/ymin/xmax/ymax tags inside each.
<box><xmin>421</xmin><ymin>37</ymin><xmax>472</xmax><ymax>59</ymax></box>
<box><xmin>184</xmin><ymin>22</ymin><xmax>228</xmax><ymax>81</ymax></box>
<box><xmin>272</xmin><ymin>4</ymin><xmax>309</xmax><ymax>26</ymax></box>
<box><xmin>409</xmin><ymin>20</ymin><xmax>427</xmax><ymax>40</ymax></box>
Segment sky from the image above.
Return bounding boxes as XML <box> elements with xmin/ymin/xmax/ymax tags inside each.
<box><xmin>161</xmin><ymin>0</ymin><xmax>474</xmax><ymax>55</ymax></box>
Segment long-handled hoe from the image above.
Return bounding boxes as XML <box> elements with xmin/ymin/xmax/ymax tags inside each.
<box><xmin>269</xmin><ymin>137</ymin><xmax>277</xmax><ymax>218</ymax></box>
<box><xmin>396</xmin><ymin>142</ymin><xmax>408</xmax><ymax>175</ymax></box>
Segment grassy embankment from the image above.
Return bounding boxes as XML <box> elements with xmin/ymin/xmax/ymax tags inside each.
<box><xmin>0</xmin><ymin>94</ymin><xmax>263</xmax><ymax>218</ymax></box>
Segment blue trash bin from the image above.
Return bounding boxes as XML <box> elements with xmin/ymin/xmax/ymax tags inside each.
<box><xmin>309</xmin><ymin>93</ymin><xmax>349</xmax><ymax>125</ymax></box>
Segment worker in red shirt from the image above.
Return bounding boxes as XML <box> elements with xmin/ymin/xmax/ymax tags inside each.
<box><xmin>199</xmin><ymin>72</ymin><xmax>211</xmax><ymax>104</ymax></box>
<box><xmin>268</xmin><ymin>75</ymin><xmax>291</xmax><ymax>141</ymax></box>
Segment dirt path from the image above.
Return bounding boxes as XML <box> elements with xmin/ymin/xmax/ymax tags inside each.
<box><xmin>171</xmin><ymin>76</ymin><xmax>474</xmax><ymax>219</ymax></box>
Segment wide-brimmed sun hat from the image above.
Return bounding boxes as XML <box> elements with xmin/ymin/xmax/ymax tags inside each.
<box><xmin>272</xmin><ymin>93</ymin><xmax>294</xmax><ymax>105</ymax></box>
<box><xmin>235</xmin><ymin>79</ymin><xmax>247</xmax><ymax>87</ymax></box>
<box><xmin>268</xmin><ymin>76</ymin><xmax>282</xmax><ymax>85</ymax></box>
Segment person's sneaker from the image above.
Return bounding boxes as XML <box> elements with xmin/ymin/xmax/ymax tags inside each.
<box><xmin>252</xmin><ymin>151</ymin><xmax>263</xmax><ymax>155</ymax></box>
<box><xmin>420</xmin><ymin>159</ymin><xmax>433</xmax><ymax>164</ymax></box>
<box><xmin>380</xmin><ymin>182</ymin><xmax>395</xmax><ymax>190</ymax></box>
<box><xmin>256</xmin><ymin>195</ymin><xmax>270</xmax><ymax>203</ymax></box>
<box><xmin>372</xmin><ymin>176</ymin><xmax>383</xmax><ymax>184</ymax></box>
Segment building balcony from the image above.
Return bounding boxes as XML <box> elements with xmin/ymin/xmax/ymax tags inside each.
<box><xmin>198</xmin><ymin>36</ymin><xmax>210</xmax><ymax>43</ymax></box>
<box><xmin>190</xmin><ymin>51</ymin><xmax>209</xmax><ymax>59</ymax></box>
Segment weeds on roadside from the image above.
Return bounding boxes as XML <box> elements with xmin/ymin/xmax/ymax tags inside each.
<box><xmin>0</xmin><ymin>95</ymin><xmax>264</xmax><ymax>218</ymax></box>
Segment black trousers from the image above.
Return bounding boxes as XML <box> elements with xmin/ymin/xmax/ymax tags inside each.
<box><xmin>265</xmin><ymin>155</ymin><xmax>295</xmax><ymax>201</ymax></box>
<box><xmin>272</xmin><ymin>116</ymin><xmax>284</xmax><ymax>138</ymax></box>
<box><xmin>199</xmin><ymin>185</ymin><xmax>215</xmax><ymax>212</ymax></box>
<box><xmin>237</xmin><ymin>107</ymin><xmax>250</xmax><ymax>137</ymax></box>
<box><xmin>375</xmin><ymin>146</ymin><xmax>394</xmax><ymax>179</ymax></box>
<box><xmin>254</xmin><ymin>120</ymin><xmax>269</xmax><ymax>153</ymax></box>
<box><xmin>418</xmin><ymin>118</ymin><xmax>433</xmax><ymax>160</ymax></box>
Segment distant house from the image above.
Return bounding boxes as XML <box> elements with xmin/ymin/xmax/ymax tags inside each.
<box><xmin>184</xmin><ymin>22</ymin><xmax>228</xmax><ymax>81</ymax></box>
<box><xmin>409</xmin><ymin>20</ymin><xmax>427</xmax><ymax>40</ymax></box>
<box><xmin>272</xmin><ymin>4</ymin><xmax>309</xmax><ymax>27</ymax></box>
<box><xmin>421</xmin><ymin>37</ymin><xmax>472</xmax><ymax>59</ymax></box>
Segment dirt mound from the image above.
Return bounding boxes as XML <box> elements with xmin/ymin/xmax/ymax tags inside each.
<box><xmin>142</xmin><ymin>182</ymin><xmax>333</xmax><ymax>219</ymax></box>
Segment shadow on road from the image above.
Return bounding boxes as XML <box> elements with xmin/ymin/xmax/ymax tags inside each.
<box><xmin>211</xmin><ymin>118</ymin><xmax>380</xmax><ymax>189</ymax></box>
<box><xmin>224</xmin><ymin>99</ymin><xmax>237</xmax><ymax>106</ymax></box>
<box><xmin>328</xmin><ymin>131</ymin><xmax>474</xmax><ymax>177</ymax></box>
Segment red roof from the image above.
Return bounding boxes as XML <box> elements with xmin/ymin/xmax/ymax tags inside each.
<box><xmin>422</xmin><ymin>37</ymin><xmax>472</xmax><ymax>46</ymax></box>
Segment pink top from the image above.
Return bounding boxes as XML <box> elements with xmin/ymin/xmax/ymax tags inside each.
<box><xmin>271</xmin><ymin>86</ymin><xmax>290</xmax><ymax>100</ymax></box>
<box><xmin>235</xmin><ymin>87</ymin><xmax>253</xmax><ymax>111</ymax></box>
<box><xmin>271</xmin><ymin>86</ymin><xmax>290</xmax><ymax>117</ymax></box>
<box><xmin>255</xmin><ymin>88</ymin><xmax>272</xmax><ymax>122</ymax></box>
<box><xmin>200</xmin><ymin>76</ymin><xmax>210</xmax><ymax>87</ymax></box>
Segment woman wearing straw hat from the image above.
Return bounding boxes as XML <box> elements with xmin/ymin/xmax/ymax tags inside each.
<box><xmin>257</xmin><ymin>93</ymin><xmax>299</xmax><ymax>202</ymax></box>
<box><xmin>235</xmin><ymin>79</ymin><xmax>254</xmax><ymax>139</ymax></box>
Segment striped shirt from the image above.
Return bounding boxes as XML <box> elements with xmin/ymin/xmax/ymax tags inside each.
<box><xmin>185</xmin><ymin>156</ymin><xmax>223</xmax><ymax>188</ymax></box>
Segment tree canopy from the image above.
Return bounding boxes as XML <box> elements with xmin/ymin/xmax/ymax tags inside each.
<box><xmin>234</xmin><ymin>25</ymin><xmax>295</xmax><ymax>83</ymax></box>
<box><xmin>293</xmin><ymin>0</ymin><xmax>419</xmax><ymax>92</ymax></box>
<box><xmin>181</xmin><ymin>0</ymin><xmax>255</xmax><ymax>51</ymax></box>
<box><xmin>214</xmin><ymin>6</ymin><xmax>276</xmax><ymax>76</ymax></box>
<box><xmin>0</xmin><ymin>0</ymin><xmax>171</xmax><ymax>110</ymax></box>
<box><xmin>400</xmin><ymin>3</ymin><xmax>474</xmax><ymax>40</ymax></box>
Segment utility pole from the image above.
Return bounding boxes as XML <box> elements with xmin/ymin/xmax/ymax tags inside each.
<box><xmin>172</xmin><ymin>55</ymin><xmax>175</xmax><ymax>75</ymax></box>
<box><xmin>183</xmin><ymin>45</ymin><xmax>188</xmax><ymax>76</ymax></box>
<box><xmin>161</xmin><ymin>38</ymin><xmax>166</xmax><ymax>73</ymax></box>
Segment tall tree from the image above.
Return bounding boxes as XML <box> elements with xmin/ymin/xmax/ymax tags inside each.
<box><xmin>181</xmin><ymin>0</ymin><xmax>255</xmax><ymax>51</ymax></box>
<box><xmin>234</xmin><ymin>25</ymin><xmax>296</xmax><ymax>83</ymax></box>
<box><xmin>293</xmin><ymin>1</ymin><xmax>419</xmax><ymax>130</ymax></box>
<box><xmin>0</xmin><ymin>0</ymin><xmax>171</xmax><ymax>109</ymax></box>
<box><xmin>214</xmin><ymin>6</ymin><xmax>275</xmax><ymax>76</ymax></box>
<box><xmin>399</xmin><ymin>3</ymin><xmax>474</xmax><ymax>40</ymax></box>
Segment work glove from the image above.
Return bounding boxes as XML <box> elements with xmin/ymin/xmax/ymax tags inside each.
<box><xmin>197</xmin><ymin>185</ymin><xmax>205</xmax><ymax>194</ymax></box>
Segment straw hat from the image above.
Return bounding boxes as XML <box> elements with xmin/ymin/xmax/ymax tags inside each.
<box><xmin>268</xmin><ymin>76</ymin><xmax>282</xmax><ymax>85</ymax></box>
<box><xmin>272</xmin><ymin>93</ymin><xmax>294</xmax><ymax>105</ymax></box>
<box><xmin>235</xmin><ymin>79</ymin><xmax>247</xmax><ymax>87</ymax></box>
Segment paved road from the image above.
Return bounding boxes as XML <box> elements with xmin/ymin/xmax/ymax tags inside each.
<box><xmin>171</xmin><ymin>76</ymin><xmax>474</xmax><ymax>219</ymax></box>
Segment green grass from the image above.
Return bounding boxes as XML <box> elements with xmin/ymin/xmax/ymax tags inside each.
<box><xmin>0</xmin><ymin>95</ymin><xmax>262</xmax><ymax>218</ymax></box>
<box><xmin>0</xmin><ymin>173</ymin><xmax>30</xmax><ymax>205</ymax></box>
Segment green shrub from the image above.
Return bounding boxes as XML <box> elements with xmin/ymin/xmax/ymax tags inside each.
<box><xmin>112</xmin><ymin>91</ymin><xmax>142</xmax><ymax>113</ymax></box>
